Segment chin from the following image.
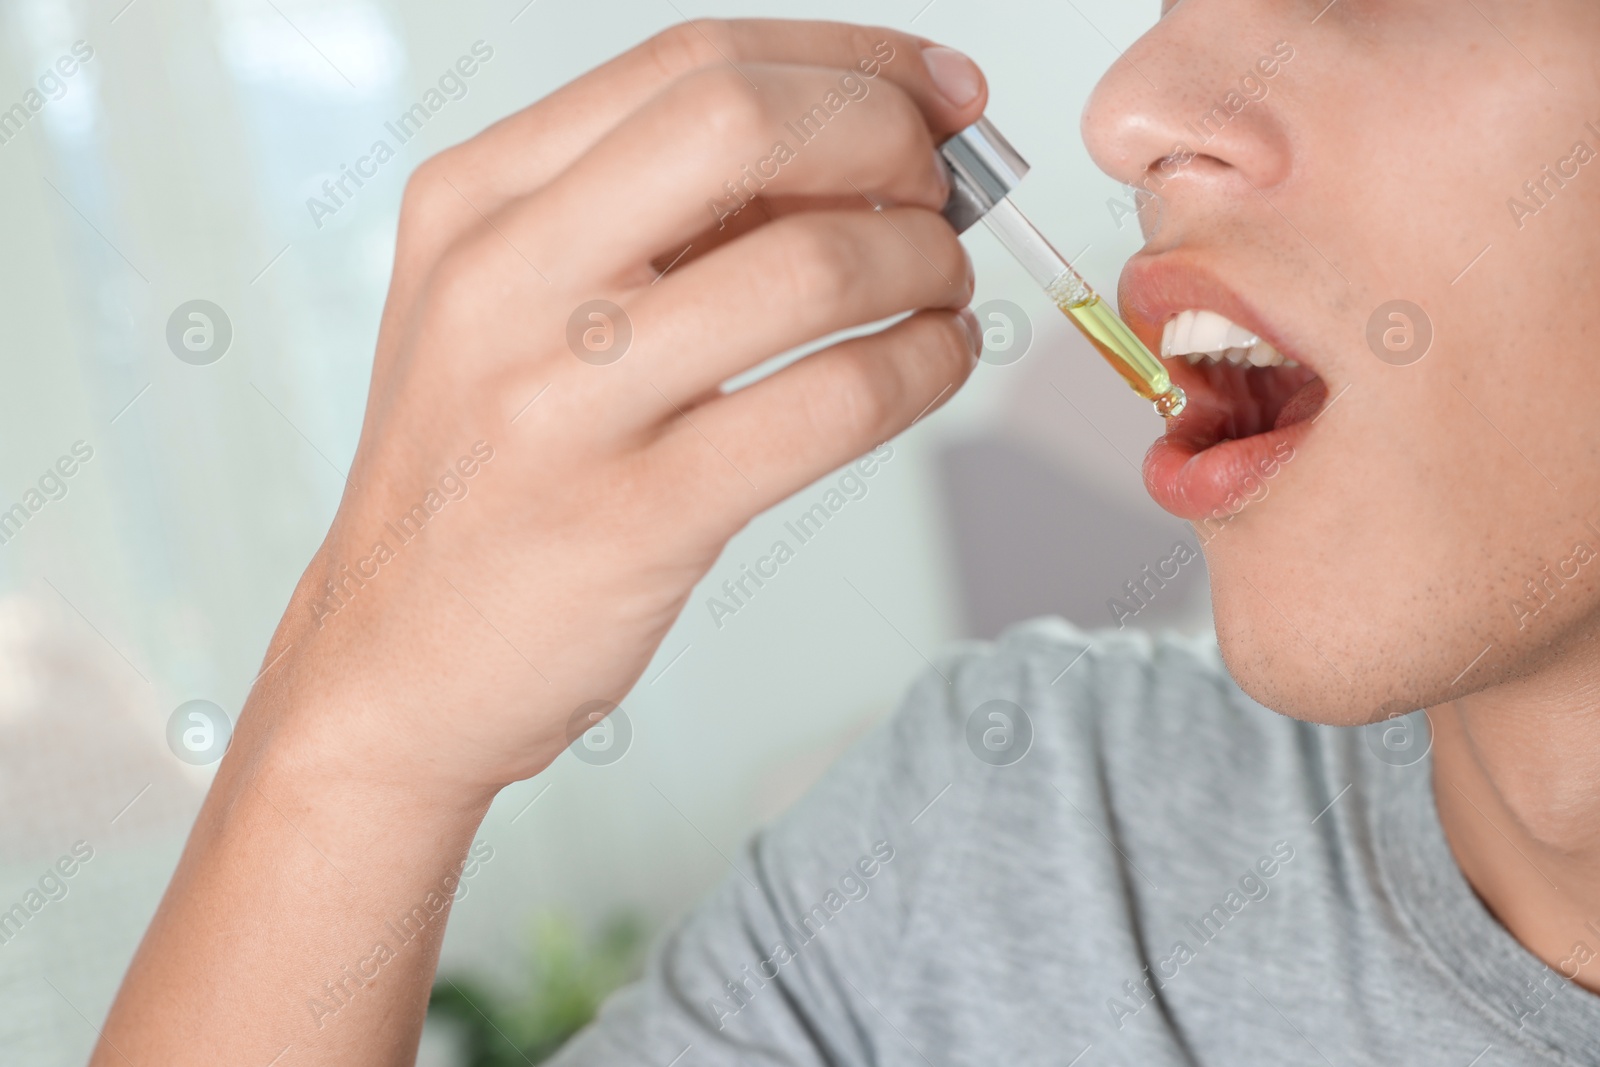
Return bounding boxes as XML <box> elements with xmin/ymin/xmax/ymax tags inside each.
<box><xmin>1204</xmin><ymin>547</ymin><xmax>1436</xmax><ymax>729</ymax></box>
<box><xmin>1209</xmin><ymin>595</ymin><xmax>1374</xmax><ymax>728</ymax></box>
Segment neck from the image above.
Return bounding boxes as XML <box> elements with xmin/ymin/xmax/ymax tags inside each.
<box><xmin>1431</xmin><ymin>631</ymin><xmax>1600</xmax><ymax>992</ymax></box>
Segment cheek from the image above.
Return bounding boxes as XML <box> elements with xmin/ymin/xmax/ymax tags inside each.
<box><xmin>1206</xmin><ymin>272</ymin><xmax>1600</xmax><ymax>727</ymax></box>
<box><xmin>1197</xmin><ymin>8</ymin><xmax>1600</xmax><ymax>723</ymax></box>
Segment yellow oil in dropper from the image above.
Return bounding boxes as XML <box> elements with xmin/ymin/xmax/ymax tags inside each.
<box><xmin>1046</xmin><ymin>271</ymin><xmax>1186</xmax><ymax>418</ymax></box>
<box><xmin>984</xmin><ymin>197</ymin><xmax>1186</xmax><ymax>419</ymax></box>
<box><xmin>939</xmin><ymin>116</ymin><xmax>1183</xmax><ymax>417</ymax></box>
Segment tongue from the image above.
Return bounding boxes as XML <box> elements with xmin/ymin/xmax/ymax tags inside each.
<box><xmin>1273</xmin><ymin>378</ymin><xmax>1329</xmax><ymax>431</ymax></box>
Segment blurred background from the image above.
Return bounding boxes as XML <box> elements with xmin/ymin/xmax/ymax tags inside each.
<box><xmin>0</xmin><ymin>0</ymin><xmax>1209</xmax><ymax>1060</ymax></box>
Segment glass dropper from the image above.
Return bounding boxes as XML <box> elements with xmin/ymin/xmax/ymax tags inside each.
<box><xmin>940</xmin><ymin>118</ymin><xmax>1186</xmax><ymax>419</ymax></box>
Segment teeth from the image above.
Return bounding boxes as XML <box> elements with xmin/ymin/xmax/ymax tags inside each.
<box><xmin>1161</xmin><ymin>309</ymin><xmax>1288</xmax><ymax>367</ymax></box>
<box><xmin>1224</xmin><ymin>323</ymin><xmax>1258</xmax><ymax>348</ymax></box>
<box><xmin>1162</xmin><ymin>313</ymin><xmax>1195</xmax><ymax>358</ymax></box>
<box><xmin>1186</xmin><ymin>310</ymin><xmax>1236</xmax><ymax>353</ymax></box>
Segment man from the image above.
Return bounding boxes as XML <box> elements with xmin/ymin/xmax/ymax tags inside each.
<box><xmin>94</xmin><ymin>6</ymin><xmax>1600</xmax><ymax>1064</ymax></box>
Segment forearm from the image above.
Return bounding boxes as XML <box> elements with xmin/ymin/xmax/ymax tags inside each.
<box><xmin>95</xmin><ymin>682</ymin><xmax>494</xmax><ymax>1065</ymax></box>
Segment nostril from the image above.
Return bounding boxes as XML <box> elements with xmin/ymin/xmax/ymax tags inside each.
<box><xmin>1079</xmin><ymin>19</ymin><xmax>1297</xmax><ymax>197</ymax></box>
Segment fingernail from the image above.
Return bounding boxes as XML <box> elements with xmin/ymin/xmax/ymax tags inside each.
<box><xmin>958</xmin><ymin>307</ymin><xmax>983</xmax><ymax>357</ymax></box>
<box><xmin>921</xmin><ymin>46</ymin><xmax>983</xmax><ymax>109</ymax></box>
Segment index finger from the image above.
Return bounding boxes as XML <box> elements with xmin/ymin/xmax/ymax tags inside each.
<box><xmin>435</xmin><ymin>20</ymin><xmax>987</xmax><ymax>212</ymax></box>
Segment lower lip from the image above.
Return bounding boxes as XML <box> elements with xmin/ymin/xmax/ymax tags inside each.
<box><xmin>1143</xmin><ymin>412</ymin><xmax>1315</xmax><ymax>522</ymax></box>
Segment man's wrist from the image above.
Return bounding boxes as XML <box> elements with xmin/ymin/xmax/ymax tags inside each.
<box><xmin>227</xmin><ymin>658</ymin><xmax>503</xmax><ymax>833</ymax></box>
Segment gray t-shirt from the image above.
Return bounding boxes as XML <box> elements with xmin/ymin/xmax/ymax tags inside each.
<box><xmin>549</xmin><ymin>619</ymin><xmax>1600</xmax><ymax>1066</ymax></box>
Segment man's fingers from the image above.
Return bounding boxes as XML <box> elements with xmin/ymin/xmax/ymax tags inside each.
<box><xmin>623</xmin><ymin>207</ymin><xmax>972</xmax><ymax>410</ymax></box>
<box><xmin>502</xmin><ymin>62</ymin><xmax>954</xmax><ymax>285</ymax></box>
<box><xmin>382</xmin><ymin>21</ymin><xmax>985</xmax><ymax>365</ymax></box>
<box><xmin>653</xmin><ymin>308</ymin><xmax>980</xmax><ymax>515</ymax></box>
<box><xmin>428</xmin><ymin>21</ymin><xmax>985</xmax><ymax>224</ymax></box>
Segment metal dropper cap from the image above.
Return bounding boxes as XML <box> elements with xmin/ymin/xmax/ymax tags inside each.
<box><xmin>939</xmin><ymin>117</ymin><xmax>1030</xmax><ymax>234</ymax></box>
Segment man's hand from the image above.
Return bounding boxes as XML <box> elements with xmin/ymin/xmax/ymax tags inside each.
<box><xmin>95</xmin><ymin>20</ymin><xmax>986</xmax><ymax>1065</ymax></box>
<box><xmin>275</xmin><ymin>18</ymin><xmax>986</xmax><ymax>797</ymax></box>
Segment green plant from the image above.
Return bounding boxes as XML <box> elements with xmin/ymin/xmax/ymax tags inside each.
<box><xmin>429</xmin><ymin>911</ymin><xmax>649</xmax><ymax>1067</ymax></box>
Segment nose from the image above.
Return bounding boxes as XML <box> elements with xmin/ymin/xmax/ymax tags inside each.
<box><xmin>1079</xmin><ymin>6</ymin><xmax>1294</xmax><ymax>205</ymax></box>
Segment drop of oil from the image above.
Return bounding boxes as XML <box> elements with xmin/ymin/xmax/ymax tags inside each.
<box><xmin>1154</xmin><ymin>387</ymin><xmax>1187</xmax><ymax>419</ymax></box>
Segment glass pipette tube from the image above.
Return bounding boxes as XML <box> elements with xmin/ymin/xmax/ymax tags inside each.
<box><xmin>981</xmin><ymin>197</ymin><xmax>1186</xmax><ymax>419</ymax></box>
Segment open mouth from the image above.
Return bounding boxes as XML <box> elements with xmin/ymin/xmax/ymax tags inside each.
<box><xmin>1141</xmin><ymin>307</ymin><xmax>1329</xmax><ymax>522</ymax></box>
<box><xmin>1160</xmin><ymin>309</ymin><xmax>1328</xmax><ymax>448</ymax></box>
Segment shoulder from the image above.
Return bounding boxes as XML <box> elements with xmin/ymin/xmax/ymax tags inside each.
<box><xmin>766</xmin><ymin>615</ymin><xmax>1324</xmax><ymax>858</ymax></box>
<box><xmin>801</xmin><ymin>617</ymin><xmax>1340</xmax><ymax>885</ymax></box>
<box><xmin>872</xmin><ymin>615</ymin><xmax>1303</xmax><ymax>794</ymax></box>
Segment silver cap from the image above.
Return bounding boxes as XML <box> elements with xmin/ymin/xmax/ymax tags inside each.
<box><xmin>939</xmin><ymin>116</ymin><xmax>1030</xmax><ymax>233</ymax></box>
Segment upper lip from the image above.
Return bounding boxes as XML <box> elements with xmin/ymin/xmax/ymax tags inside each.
<box><xmin>1116</xmin><ymin>252</ymin><xmax>1324</xmax><ymax>384</ymax></box>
